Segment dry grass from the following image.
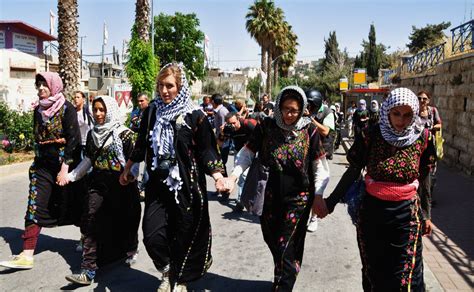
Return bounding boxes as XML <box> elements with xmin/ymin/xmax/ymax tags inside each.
<box><xmin>0</xmin><ymin>150</ymin><xmax>34</xmax><ymax>165</ymax></box>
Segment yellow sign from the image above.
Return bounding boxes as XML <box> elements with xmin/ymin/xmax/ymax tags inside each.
<box><xmin>339</xmin><ymin>78</ymin><xmax>348</xmax><ymax>91</ymax></box>
<box><xmin>353</xmin><ymin>68</ymin><xmax>366</xmax><ymax>85</ymax></box>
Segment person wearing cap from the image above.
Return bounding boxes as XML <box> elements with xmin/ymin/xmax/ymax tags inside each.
<box><xmin>218</xmin><ymin>86</ymin><xmax>329</xmax><ymax>291</ymax></box>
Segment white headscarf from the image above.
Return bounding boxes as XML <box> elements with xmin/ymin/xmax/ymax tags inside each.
<box><xmin>91</xmin><ymin>95</ymin><xmax>128</xmax><ymax>166</ymax></box>
<box><xmin>380</xmin><ymin>88</ymin><xmax>422</xmax><ymax>148</ymax></box>
<box><xmin>273</xmin><ymin>85</ymin><xmax>311</xmax><ymax>132</ymax></box>
<box><xmin>370</xmin><ymin>100</ymin><xmax>379</xmax><ymax>112</ymax></box>
<box><xmin>150</xmin><ymin>62</ymin><xmax>198</xmax><ymax>202</ymax></box>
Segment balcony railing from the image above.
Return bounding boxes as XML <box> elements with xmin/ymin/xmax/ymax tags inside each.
<box><xmin>451</xmin><ymin>19</ymin><xmax>473</xmax><ymax>55</ymax></box>
<box><xmin>404</xmin><ymin>42</ymin><xmax>446</xmax><ymax>73</ymax></box>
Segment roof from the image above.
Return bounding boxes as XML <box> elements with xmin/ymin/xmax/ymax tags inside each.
<box><xmin>0</xmin><ymin>20</ymin><xmax>56</xmax><ymax>41</ymax></box>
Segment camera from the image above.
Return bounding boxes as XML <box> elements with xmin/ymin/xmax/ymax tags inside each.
<box><xmin>223</xmin><ymin>123</ymin><xmax>235</xmax><ymax>137</ymax></box>
<box><xmin>155</xmin><ymin>154</ymin><xmax>175</xmax><ymax>178</ymax></box>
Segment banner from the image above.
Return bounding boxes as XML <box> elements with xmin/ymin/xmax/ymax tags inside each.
<box><xmin>49</xmin><ymin>10</ymin><xmax>56</xmax><ymax>35</ymax></box>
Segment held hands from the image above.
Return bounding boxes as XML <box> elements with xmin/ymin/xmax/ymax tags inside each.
<box><xmin>119</xmin><ymin>167</ymin><xmax>131</xmax><ymax>186</ymax></box>
<box><xmin>312</xmin><ymin>195</ymin><xmax>329</xmax><ymax>219</ymax></box>
<box><xmin>56</xmin><ymin>163</ymin><xmax>70</xmax><ymax>186</ymax></box>
<box><xmin>215</xmin><ymin>176</ymin><xmax>236</xmax><ymax>194</ymax></box>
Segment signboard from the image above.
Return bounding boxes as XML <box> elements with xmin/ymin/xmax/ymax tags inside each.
<box><xmin>13</xmin><ymin>33</ymin><xmax>37</xmax><ymax>54</ymax></box>
<box><xmin>339</xmin><ymin>77</ymin><xmax>348</xmax><ymax>91</ymax></box>
<box><xmin>0</xmin><ymin>31</ymin><xmax>5</xmax><ymax>48</ymax></box>
<box><xmin>353</xmin><ymin>68</ymin><xmax>367</xmax><ymax>85</ymax></box>
<box><xmin>113</xmin><ymin>83</ymin><xmax>132</xmax><ymax>107</ymax></box>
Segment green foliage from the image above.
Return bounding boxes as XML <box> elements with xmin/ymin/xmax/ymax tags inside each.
<box><xmin>202</xmin><ymin>80</ymin><xmax>232</xmax><ymax>96</ymax></box>
<box><xmin>0</xmin><ymin>102</ymin><xmax>34</xmax><ymax>151</ymax></box>
<box><xmin>154</xmin><ymin>12</ymin><xmax>205</xmax><ymax>82</ymax></box>
<box><xmin>366</xmin><ymin>24</ymin><xmax>379</xmax><ymax>79</ymax></box>
<box><xmin>247</xmin><ymin>76</ymin><xmax>264</xmax><ymax>101</ymax></box>
<box><xmin>125</xmin><ymin>26</ymin><xmax>159</xmax><ymax>106</ymax></box>
<box><xmin>407</xmin><ymin>22</ymin><xmax>451</xmax><ymax>54</ymax></box>
<box><xmin>354</xmin><ymin>25</ymin><xmax>390</xmax><ymax>80</ymax></box>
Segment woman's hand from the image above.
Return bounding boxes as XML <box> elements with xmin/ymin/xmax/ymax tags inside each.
<box><xmin>120</xmin><ymin>160</ymin><xmax>135</xmax><ymax>186</ymax></box>
<box><xmin>312</xmin><ymin>195</ymin><xmax>329</xmax><ymax>218</ymax></box>
<box><xmin>56</xmin><ymin>162</ymin><xmax>69</xmax><ymax>186</ymax></box>
<box><xmin>423</xmin><ymin>219</ymin><xmax>433</xmax><ymax>236</ymax></box>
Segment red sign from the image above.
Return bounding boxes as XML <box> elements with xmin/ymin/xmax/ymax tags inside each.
<box><xmin>115</xmin><ymin>90</ymin><xmax>131</xmax><ymax>107</ymax></box>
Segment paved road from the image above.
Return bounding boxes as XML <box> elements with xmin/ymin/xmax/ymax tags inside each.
<box><xmin>0</xmin><ymin>147</ymin><xmax>441</xmax><ymax>291</ymax></box>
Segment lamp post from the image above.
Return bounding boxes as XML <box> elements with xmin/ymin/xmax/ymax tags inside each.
<box><xmin>270</xmin><ymin>52</ymin><xmax>289</xmax><ymax>95</ymax></box>
<box><xmin>79</xmin><ymin>35</ymin><xmax>86</xmax><ymax>79</ymax></box>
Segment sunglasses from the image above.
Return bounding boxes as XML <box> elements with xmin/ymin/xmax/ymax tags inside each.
<box><xmin>35</xmin><ymin>80</ymin><xmax>49</xmax><ymax>89</ymax></box>
<box><xmin>418</xmin><ymin>96</ymin><xmax>429</xmax><ymax>101</ymax></box>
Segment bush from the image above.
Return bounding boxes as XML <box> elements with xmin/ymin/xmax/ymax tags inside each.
<box><xmin>0</xmin><ymin>101</ymin><xmax>34</xmax><ymax>152</ymax></box>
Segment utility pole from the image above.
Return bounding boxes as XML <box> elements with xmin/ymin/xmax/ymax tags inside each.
<box><xmin>79</xmin><ymin>35</ymin><xmax>86</xmax><ymax>79</ymax></box>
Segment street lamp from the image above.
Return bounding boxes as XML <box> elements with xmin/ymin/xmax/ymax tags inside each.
<box><xmin>270</xmin><ymin>52</ymin><xmax>289</xmax><ymax>95</ymax></box>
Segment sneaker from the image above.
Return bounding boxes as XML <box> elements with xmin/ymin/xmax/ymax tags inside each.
<box><xmin>0</xmin><ymin>253</ymin><xmax>34</xmax><ymax>269</ymax></box>
<box><xmin>65</xmin><ymin>269</ymin><xmax>95</xmax><ymax>285</ymax></box>
<box><xmin>307</xmin><ymin>216</ymin><xmax>319</xmax><ymax>232</ymax></box>
<box><xmin>157</xmin><ymin>273</ymin><xmax>170</xmax><ymax>292</ymax></box>
<box><xmin>125</xmin><ymin>249</ymin><xmax>139</xmax><ymax>266</ymax></box>
<box><xmin>173</xmin><ymin>283</ymin><xmax>187</xmax><ymax>292</ymax></box>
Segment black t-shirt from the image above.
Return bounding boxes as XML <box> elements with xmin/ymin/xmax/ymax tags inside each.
<box><xmin>232</xmin><ymin>118</ymin><xmax>257</xmax><ymax>152</ymax></box>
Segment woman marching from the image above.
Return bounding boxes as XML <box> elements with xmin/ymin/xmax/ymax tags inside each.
<box><xmin>220</xmin><ymin>86</ymin><xmax>329</xmax><ymax>291</ymax></box>
<box><xmin>120</xmin><ymin>62</ymin><xmax>225</xmax><ymax>292</ymax></box>
<box><xmin>61</xmin><ymin>96</ymin><xmax>141</xmax><ymax>285</ymax></box>
<box><xmin>0</xmin><ymin>72</ymin><xmax>81</xmax><ymax>269</ymax></box>
<box><xmin>325</xmin><ymin>88</ymin><xmax>436</xmax><ymax>291</ymax></box>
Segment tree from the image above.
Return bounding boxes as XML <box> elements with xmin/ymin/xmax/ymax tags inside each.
<box><xmin>246</xmin><ymin>0</ymin><xmax>288</xmax><ymax>97</ymax></box>
<box><xmin>366</xmin><ymin>24</ymin><xmax>379</xmax><ymax>79</ymax></box>
<box><xmin>125</xmin><ymin>0</ymin><xmax>158</xmax><ymax>105</ymax></box>
<box><xmin>247</xmin><ymin>76</ymin><xmax>264</xmax><ymax>100</ymax></box>
<box><xmin>322</xmin><ymin>31</ymin><xmax>340</xmax><ymax>73</ymax></box>
<box><xmin>57</xmin><ymin>0</ymin><xmax>79</xmax><ymax>98</ymax></box>
<box><xmin>135</xmin><ymin>0</ymin><xmax>150</xmax><ymax>42</ymax></box>
<box><xmin>153</xmin><ymin>12</ymin><xmax>205</xmax><ymax>82</ymax></box>
<box><xmin>407</xmin><ymin>22</ymin><xmax>451</xmax><ymax>53</ymax></box>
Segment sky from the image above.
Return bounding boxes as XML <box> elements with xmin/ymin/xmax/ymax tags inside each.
<box><xmin>1</xmin><ymin>0</ymin><xmax>472</xmax><ymax>70</ymax></box>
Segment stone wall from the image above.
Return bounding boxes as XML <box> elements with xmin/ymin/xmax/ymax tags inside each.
<box><xmin>399</xmin><ymin>52</ymin><xmax>474</xmax><ymax>175</ymax></box>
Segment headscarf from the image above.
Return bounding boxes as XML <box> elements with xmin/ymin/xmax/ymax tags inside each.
<box><xmin>150</xmin><ymin>62</ymin><xmax>198</xmax><ymax>202</ymax></box>
<box><xmin>34</xmin><ymin>72</ymin><xmax>66</xmax><ymax>122</ymax></box>
<box><xmin>370</xmin><ymin>100</ymin><xmax>379</xmax><ymax>112</ymax></box>
<box><xmin>91</xmin><ymin>95</ymin><xmax>128</xmax><ymax>166</ymax></box>
<box><xmin>335</xmin><ymin>102</ymin><xmax>341</xmax><ymax>113</ymax></box>
<box><xmin>358</xmin><ymin>99</ymin><xmax>367</xmax><ymax>111</ymax></box>
<box><xmin>273</xmin><ymin>85</ymin><xmax>311</xmax><ymax>132</ymax></box>
<box><xmin>380</xmin><ymin>87</ymin><xmax>422</xmax><ymax>148</ymax></box>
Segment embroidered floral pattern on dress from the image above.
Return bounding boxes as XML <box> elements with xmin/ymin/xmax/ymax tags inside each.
<box><xmin>206</xmin><ymin>159</ymin><xmax>224</xmax><ymax>173</ymax></box>
<box><xmin>26</xmin><ymin>164</ymin><xmax>38</xmax><ymax>223</ymax></box>
<box><xmin>268</xmin><ymin>130</ymin><xmax>309</xmax><ymax>173</ymax></box>
<box><xmin>400</xmin><ymin>197</ymin><xmax>422</xmax><ymax>288</ymax></box>
<box><xmin>36</xmin><ymin>107</ymin><xmax>65</xmax><ymax>142</ymax></box>
<box><xmin>360</xmin><ymin>128</ymin><xmax>428</xmax><ymax>184</ymax></box>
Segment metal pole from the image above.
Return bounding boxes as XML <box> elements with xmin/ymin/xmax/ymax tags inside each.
<box><xmin>79</xmin><ymin>36</ymin><xmax>86</xmax><ymax>79</ymax></box>
<box><xmin>151</xmin><ymin>0</ymin><xmax>155</xmax><ymax>98</ymax></box>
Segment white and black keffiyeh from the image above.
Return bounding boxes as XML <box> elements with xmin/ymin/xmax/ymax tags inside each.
<box><xmin>91</xmin><ymin>95</ymin><xmax>128</xmax><ymax>166</ymax></box>
<box><xmin>150</xmin><ymin>62</ymin><xmax>198</xmax><ymax>202</ymax></box>
<box><xmin>380</xmin><ymin>87</ymin><xmax>422</xmax><ymax>148</ymax></box>
<box><xmin>273</xmin><ymin>85</ymin><xmax>311</xmax><ymax>132</ymax></box>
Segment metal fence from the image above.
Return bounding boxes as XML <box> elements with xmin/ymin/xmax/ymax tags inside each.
<box><xmin>451</xmin><ymin>19</ymin><xmax>473</xmax><ymax>55</ymax></box>
<box><xmin>404</xmin><ymin>42</ymin><xmax>446</xmax><ymax>73</ymax></box>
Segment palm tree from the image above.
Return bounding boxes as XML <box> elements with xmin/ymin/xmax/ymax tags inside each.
<box><xmin>57</xmin><ymin>0</ymin><xmax>79</xmax><ymax>98</ymax></box>
<box><xmin>272</xmin><ymin>22</ymin><xmax>298</xmax><ymax>86</ymax></box>
<box><xmin>135</xmin><ymin>0</ymin><xmax>150</xmax><ymax>42</ymax></box>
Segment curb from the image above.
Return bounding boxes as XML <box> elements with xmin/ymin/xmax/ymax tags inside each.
<box><xmin>0</xmin><ymin>160</ymin><xmax>32</xmax><ymax>178</ymax></box>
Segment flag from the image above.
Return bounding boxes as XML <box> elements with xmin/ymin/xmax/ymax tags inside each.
<box><xmin>204</xmin><ymin>34</ymin><xmax>210</xmax><ymax>67</ymax></box>
<box><xmin>49</xmin><ymin>10</ymin><xmax>56</xmax><ymax>35</ymax></box>
<box><xmin>103</xmin><ymin>21</ymin><xmax>108</xmax><ymax>46</ymax></box>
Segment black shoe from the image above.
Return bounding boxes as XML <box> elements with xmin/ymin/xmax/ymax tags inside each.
<box><xmin>233</xmin><ymin>202</ymin><xmax>244</xmax><ymax>212</ymax></box>
<box><xmin>220</xmin><ymin>192</ymin><xmax>230</xmax><ymax>202</ymax></box>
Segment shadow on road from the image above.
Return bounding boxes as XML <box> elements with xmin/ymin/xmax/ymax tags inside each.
<box><xmin>191</xmin><ymin>272</ymin><xmax>272</xmax><ymax>291</ymax></box>
<box><xmin>0</xmin><ymin>226</ymin><xmax>81</xmax><ymax>271</ymax></box>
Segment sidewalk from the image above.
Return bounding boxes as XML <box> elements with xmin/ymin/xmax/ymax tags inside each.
<box><xmin>342</xmin><ymin>137</ymin><xmax>473</xmax><ymax>291</ymax></box>
<box><xmin>0</xmin><ymin>160</ymin><xmax>32</xmax><ymax>178</ymax></box>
